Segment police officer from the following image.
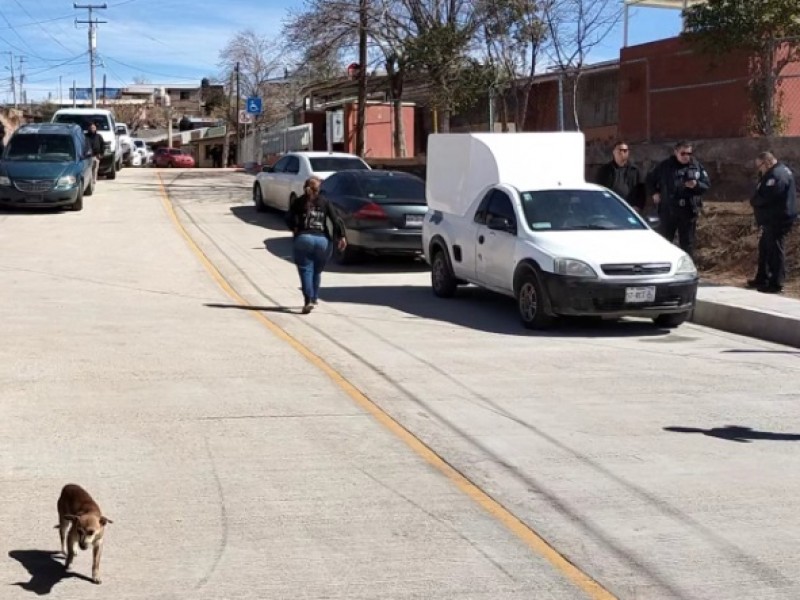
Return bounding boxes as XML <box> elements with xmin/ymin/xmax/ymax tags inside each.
<box><xmin>646</xmin><ymin>141</ymin><xmax>710</xmax><ymax>258</ymax></box>
<box><xmin>748</xmin><ymin>151</ymin><xmax>797</xmax><ymax>294</ymax></box>
<box><xmin>595</xmin><ymin>140</ymin><xmax>646</xmax><ymax>212</ymax></box>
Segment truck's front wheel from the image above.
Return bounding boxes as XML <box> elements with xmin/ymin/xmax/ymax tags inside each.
<box><xmin>516</xmin><ymin>270</ymin><xmax>553</xmax><ymax>329</ymax></box>
<box><xmin>431</xmin><ymin>249</ymin><xmax>457</xmax><ymax>298</ymax></box>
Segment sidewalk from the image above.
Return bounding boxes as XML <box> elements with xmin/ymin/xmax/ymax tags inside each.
<box><xmin>694</xmin><ymin>284</ymin><xmax>800</xmax><ymax>348</ymax></box>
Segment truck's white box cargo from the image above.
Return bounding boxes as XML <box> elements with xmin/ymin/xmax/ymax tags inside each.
<box><xmin>426</xmin><ymin>132</ymin><xmax>586</xmax><ymax>216</ymax></box>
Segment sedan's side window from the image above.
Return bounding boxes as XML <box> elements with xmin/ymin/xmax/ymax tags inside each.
<box><xmin>486</xmin><ymin>191</ymin><xmax>517</xmax><ymax>230</ymax></box>
<box><xmin>473</xmin><ymin>191</ymin><xmax>494</xmax><ymax>225</ymax></box>
<box><xmin>284</xmin><ymin>156</ymin><xmax>300</xmax><ymax>174</ymax></box>
<box><xmin>272</xmin><ymin>157</ymin><xmax>290</xmax><ymax>173</ymax></box>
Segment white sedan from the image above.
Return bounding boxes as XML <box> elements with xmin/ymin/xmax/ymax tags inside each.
<box><xmin>253</xmin><ymin>151</ymin><xmax>371</xmax><ymax>212</ymax></box>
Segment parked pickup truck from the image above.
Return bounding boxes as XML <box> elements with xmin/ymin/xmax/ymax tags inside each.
<box><xmin>421</xmin><ymin>132</ymin><xmax>699</xmax><ymax>330</ymax></box>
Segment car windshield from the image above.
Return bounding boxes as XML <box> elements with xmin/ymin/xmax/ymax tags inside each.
<box><xmin>5</xmin><ymin>134</ymin><xmax>75</xmax><ymax>162</ymax></box>
<box><xmin>309</xmin><ymin>157</ymin><xmax>369</xmax><ymax>172</ymax></box>
<box><xmin>53</xmin><ymin>114</ymin><xmax>110</xmax><ymax>131</ymax></box>
<box><xmin>169</xmin><ymin>149</ymin><xmax>182</xmax><ymax>155</ymax></box>
<box><xmin>134</xmin><ymin>140</ymin><xmax>144</xmax><ymax>148</ymax></box>
<box><xmin>520</xmin><ymin>189</ymin><xmax>646</xmax><ymax>232</ymax></box>
<box><xmin>356</xmin><ymin>175</ymin><xmax>426</xmax><ymax>204</ymax></box>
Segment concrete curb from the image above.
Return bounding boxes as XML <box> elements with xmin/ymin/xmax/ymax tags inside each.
<box><xmin>691</xmin><ymin>297</ymin><xmax>800</xmax><ymax>349</ymax></box>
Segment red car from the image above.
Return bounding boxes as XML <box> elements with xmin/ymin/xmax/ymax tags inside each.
<box><xmin>154</xmin><ymin>148</ymin><xmax>195</xmax><ymax>168</ymax></box>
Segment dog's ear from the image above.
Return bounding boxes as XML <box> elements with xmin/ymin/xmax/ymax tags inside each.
<box><xmin>100</xmin><ymin>517</ymin><xmax>113</xmax><ymax>526</ymax></box>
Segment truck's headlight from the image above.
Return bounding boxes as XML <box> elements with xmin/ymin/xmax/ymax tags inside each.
<box><xmin>676</xmin><ymin>255</ymin><xmax>697</xmax><ymax>277</ymax></box>
<box><xmin>554</xmin><ymin>258</ymin><xmax>598</xmax><ymax>278</ymax></box>
<box><xmin>56</xmin><ymin>175</ymin><xmax>77</xmax><ymax>189</ymax></box>
<box><xmin>0</xmin><ymin>176</ymin><xmax>10</xmax><ymax>186</ymax></box>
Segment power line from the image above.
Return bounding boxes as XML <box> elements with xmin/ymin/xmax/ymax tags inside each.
<box><xmin>11</xmin><ymin>0</ymin><xmax>79</xmax><ymax>55</ymax></box>
<box><xmin>0</xmin><ymin>13</ymin><xmax>74</xmax><ymax>31</ymax></box>
<box><xmin>102</xmin><ymin>55</ymin><xmax>200</xmax><ymax>81</ymax></box>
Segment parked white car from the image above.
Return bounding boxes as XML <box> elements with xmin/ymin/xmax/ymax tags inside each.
<box><xmin>132</xmin><ymin>139</ymin><xmax>153</xmax><ymax>166</ymax></box>
<box><xmin>421</xmin><ymin>132</ymin><xmax>699</xmax><ymax>330</ymax></box>
<box><xmin>116</xmin><ymin>123</ymin><xmax>134</xmax><ymax>166</ymax></box>
<box><xmin>253</xmin><ymin>151</ymin><xmax>371</xmax><ymax>212</ymax></box>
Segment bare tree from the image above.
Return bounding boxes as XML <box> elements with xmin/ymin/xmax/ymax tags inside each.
<box><xmin>543</xmin><ymin>0</ymin><xmax>621</xmax><ymax>130</ymax></box>
<box><xmin>284</xmin><ymin>0</ymin><xmax>411</xmax><ymax>156</ymax></box>
<box><xmin>398</xmin><ymin>0</ymin><xmax>484</xmax><ymax>132</ymax></box>
<box><xmin>481</xmin><ymin>0</ymin><xmax>548</xmax><ymax>132</ymax></box>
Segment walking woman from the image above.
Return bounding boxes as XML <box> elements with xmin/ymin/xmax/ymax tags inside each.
<box><xmin>286</xmin><ymin>176</ymin><xmax>347</xmax><ymax>313</ymax></box>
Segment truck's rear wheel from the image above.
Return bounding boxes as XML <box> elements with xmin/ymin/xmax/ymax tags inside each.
<box><xmin>431</xmin><ymin>249</ymin><xmax>457</xmax><ymax>298</ymax></box>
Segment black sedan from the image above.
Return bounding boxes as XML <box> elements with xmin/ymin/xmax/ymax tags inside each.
<box><xmin>320</xmin><ymin>170</ymin><xmax>427</xmax><ymax>264</ymax></box>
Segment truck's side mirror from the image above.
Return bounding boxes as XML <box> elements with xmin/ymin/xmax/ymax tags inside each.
<box><xmin>487</xmin><ymin>216</ymin><xmax>516</xmax><ymax>234</ymax></box>
<box><xmin>261</xmin><ymin>165</ymin><xmax>273</xmax><ymax>173</ymax></box>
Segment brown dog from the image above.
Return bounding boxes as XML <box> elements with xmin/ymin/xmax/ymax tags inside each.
<box><xmin>57</xmin><ymin>484</ymin><xmax>113</xmax><ymax>584</ymax></box>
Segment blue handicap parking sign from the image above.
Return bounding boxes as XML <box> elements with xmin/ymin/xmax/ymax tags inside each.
<box><xmin>246</xmin><ymin>97</ymin><xmax>262</xmax><ymax>115</ymax></box>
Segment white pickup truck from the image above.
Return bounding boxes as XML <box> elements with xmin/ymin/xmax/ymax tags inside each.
<box><xmin>421</xmin><ymin>132</ymin><xmax>699</xmax><ymax>329</ymax></box>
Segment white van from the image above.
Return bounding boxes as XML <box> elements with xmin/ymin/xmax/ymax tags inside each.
<box><xmin>52</xmin><ymin>108</ymin><xmax>122</xmax><ymax>179</ymax></box>
<box><xmin>421</xmin><ymin>132</ymin><xmax>699</xmax><ymax>329</ymax></box>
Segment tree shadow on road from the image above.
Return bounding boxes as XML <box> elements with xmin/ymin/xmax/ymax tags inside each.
<box><xmin>8</xmin><ymin>550</ymin><xmax>94</xmax><ymax>595</ymax></box>
<box><xmin>721</xmin><ymin>349</ymin><xmax>800</xmax><ymax>356</ymax></box>
<box><xmin>664</xmin><ymin>425</ymin><xmax>800</xmax><ymax>443</ymax></box>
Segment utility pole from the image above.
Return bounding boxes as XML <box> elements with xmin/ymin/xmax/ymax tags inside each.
<box><xmin>1</xmin><ymin>51</ymin><xmax>15</xmax><ymax>108</ymax></box>
<box><xmin>102</xmin><ymin>73</ymin><xmax>107</xmax><ymax>107</ymax></box>
<box><xmin>17</xmin><ymin>56</ymin><xmax>25</xmax><ymax>106</ymax></box>
<box><xmin>59</xmin><ymin>76</ymin><xmax>63</xmax><ymax>106</ymax></box>
<box><xmin>235</xmin><ymin>61</ymin><xmax>240</xmax><ymax>165</ymax></box>
<box><xmin>355</xmin><ymin>0</ymin><xmax>368</xmax><ymax>157</ymax></box>
<box><xmin>74</xmin><ymin>3</ymin><xmax>107</xmax><ymax>109</ymax></box>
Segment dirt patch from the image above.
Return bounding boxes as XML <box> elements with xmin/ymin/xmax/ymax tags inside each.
<box><xmin>695</xmin><ymin>201</ymin><xmax>800</xmax><ymax>298</ymax></box>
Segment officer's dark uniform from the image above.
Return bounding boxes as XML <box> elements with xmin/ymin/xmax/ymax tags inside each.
<box><xmin>646</xmin><ymin>155</ymin><xmax>711</xmax><ymax>258</ymax></box>
<box><xmin>85</xmin><ymin>130</ymin><xmax>103</xmax><ymax>156</ymax></box>
<box><xmin>595</xmin><ymin>160</ymin><xmax>646</xmax><ymax>211</ymax></box>
<box><xmin>750</xmin><ymin>162</ymin><xmax>797</xmax><ymax>291</ymax></box>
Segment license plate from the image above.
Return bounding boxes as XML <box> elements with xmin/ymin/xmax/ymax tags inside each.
<box><xmin>405</xmin><ymin>214</ymin><xmax>424</xmax><ymax>227</ymax></box>
<box><xmin>625</xmin><ymin>286</ymin><xmax>656</xmax><ymax>303</ymax></box>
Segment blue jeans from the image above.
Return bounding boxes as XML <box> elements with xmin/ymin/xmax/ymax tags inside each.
<box><xmin>293</xmin><ymin>234</ymin><xmax>331</xmax><ymax>304</ymax></box>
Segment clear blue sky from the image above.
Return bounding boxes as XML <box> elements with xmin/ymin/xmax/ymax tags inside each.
<box><xmin>0</xmin><ymin>0</ymin><xmax>682</xmax><ymax>102</ymax></box>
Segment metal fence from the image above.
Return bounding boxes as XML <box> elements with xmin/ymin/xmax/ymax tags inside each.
<box><xmin>261</xmin><ymin>123</ymin><xmax>313</xmax><ymax>156</ymax></box>
<box><xmin>769</xmin><ymin>36</ymin><xmax>800</xmax><ymax>136</ymax></box>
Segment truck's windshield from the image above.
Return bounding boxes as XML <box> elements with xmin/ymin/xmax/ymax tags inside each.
<box><xmin>53</xmin><ymin>114</ymin><xmax>111</xmax><ymax>132</ymax></box>
<box><xmin>520</xmin><ymin>189</ymin><xmax>646</xmax><ymax>232</ymax></box>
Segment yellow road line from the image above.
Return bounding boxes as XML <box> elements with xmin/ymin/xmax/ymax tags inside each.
<box><xmin>157</xmin><ymin>173</ymin><xmax>617</xmax><ymax>600</ymax></box>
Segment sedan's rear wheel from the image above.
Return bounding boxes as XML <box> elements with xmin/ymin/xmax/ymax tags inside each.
<box><xmin>333</xmin><ymin>226</ymin><xmax>360</xmax><ymax>265</ymax></box>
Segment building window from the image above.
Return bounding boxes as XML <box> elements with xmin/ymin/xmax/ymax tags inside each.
<box><xmin>180</xmin><ymin>91</ymin><xmax>191</xmax><ymax>101</ymax></box>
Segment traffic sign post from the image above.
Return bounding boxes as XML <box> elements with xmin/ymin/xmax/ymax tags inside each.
<box><xmin>246</xmin><ymin>97</ymin><xmax>262</xmax><ymax>115</ymax></box>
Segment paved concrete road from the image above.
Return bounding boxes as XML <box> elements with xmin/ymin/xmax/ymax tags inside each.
<box><xmin>0</xmin><ymin>169</ymin><xmax>593</xmax><ymax>599</ymax></box>
<box><xmin>161</xmin><ymin>170</ymin><xmax>800</xmax><ymax>600</ymax></box>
